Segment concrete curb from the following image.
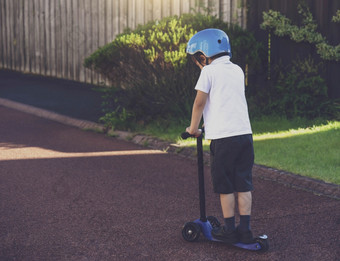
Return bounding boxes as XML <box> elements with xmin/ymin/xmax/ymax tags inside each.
<box><xmin>1</xmin><ymin>97</ymin><xmax>339</xmax><ymax>200</ymax></box>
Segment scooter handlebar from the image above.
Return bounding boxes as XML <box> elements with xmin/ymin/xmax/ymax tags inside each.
<box><xmin>181</xmin><ymin>128</ymin><xmax>204</xmax><ymax>140</ymax></box>
<box><xmin>181</xmin><ymin>132</ymin><xmax>193</xmax><ymax>139</ymax></box>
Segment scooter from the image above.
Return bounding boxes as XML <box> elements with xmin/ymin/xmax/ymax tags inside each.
<box><xmin>181</xmin><ymin>130</ymin><xmax>269</xmax><ymax>252</ymax></box>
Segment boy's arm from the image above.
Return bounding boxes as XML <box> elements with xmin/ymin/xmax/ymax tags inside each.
<box><xmin>186</xmin><ymin>90</ymin><xmax>208</xmax><ymax>136</ymax></box>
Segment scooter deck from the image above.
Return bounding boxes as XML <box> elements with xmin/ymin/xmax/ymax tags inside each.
<box><xmin>193</xmin><ymin>219</ymin><xmax>268</xmax><ymax>251</ymax></box>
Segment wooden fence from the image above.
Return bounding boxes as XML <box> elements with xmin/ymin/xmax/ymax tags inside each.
<box><xmin>0</xmin><ymin>0</ymin><xmax>247</xmax><ymax>85</ymax></box>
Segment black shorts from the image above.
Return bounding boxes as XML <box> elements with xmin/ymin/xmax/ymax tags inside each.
<box><xmin>210</xmin><ymin>134</ymin><xmax>254</xmax><ymax>194</ymax></box>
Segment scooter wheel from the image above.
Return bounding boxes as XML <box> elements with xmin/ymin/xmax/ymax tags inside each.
<box><xmin>207</xmin><ymin>216</ymin><xmax>221</xmax><ymax>228</ymax></box>
<box><xmin>182</xmin><ymin>222</ymin><xmax>200</xmax><ymax>242</ymax></box>
<box><xmin>255</xmin><ymin>237</ymin><xmax>269</xmax><ymax>252</ymax></box>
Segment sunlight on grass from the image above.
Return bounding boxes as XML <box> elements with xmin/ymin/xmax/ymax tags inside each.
<box><xmin>253</xmin><ymin>121</ymin><xmax>339</xmax><ymax>141</ymax></box>
<box><xmin>254</xmin><ymin>121</ymin><xmax>340</xmax><ymax>184</ymax></box>
<box><xmin>175</xmin><ymin>121</ymin><xmax>339</xmax><ymax>148</ymax></box>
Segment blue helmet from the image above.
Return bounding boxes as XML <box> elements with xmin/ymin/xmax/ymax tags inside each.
<box><xmin>186</xmin><ymin>28</ymin><xmax>232</xmax><ymax>58</ymax></box>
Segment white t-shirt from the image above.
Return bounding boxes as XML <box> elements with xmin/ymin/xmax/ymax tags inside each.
<box><xmin>195</xmin><ymin>56</ymin><xmax>252</xmax><ymax>140</ymax></box>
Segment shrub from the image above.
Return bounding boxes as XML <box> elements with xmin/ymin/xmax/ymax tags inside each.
<box><xmin>84</xmin><ymin>13</ymin><xmax>264</xmax><ymax>130</ymax></box>
<box><xmin>257</xmin><ymin>3</ymin><xmax>339</xmax><ymax>120</ymax></box>
<box><xmin>270</xmin><ymin>57</ymin><xmax>332</xmax><ymax>119</ymax></box>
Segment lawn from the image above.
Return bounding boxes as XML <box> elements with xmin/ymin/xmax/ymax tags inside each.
<box><xmin>141</xmin><ymin>117</ymin><xmax>340</xmax><ymax>185</ymax></box>
<box><xmin>253</xmin><ymin>120</ymin><xmax>339</xmax><ymax>184</ymax></box>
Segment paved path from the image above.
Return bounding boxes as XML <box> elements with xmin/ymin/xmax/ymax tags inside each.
<box><xmin>1</xmin><ymin>106</ymin><xmax>339</xmax><ymax>261</ymax></box>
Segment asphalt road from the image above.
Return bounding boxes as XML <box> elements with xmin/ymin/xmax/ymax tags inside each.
<box><xmin>0</xmin><ymin>106</ymin><xmax>339</xmax><ymax>261</ymax></box>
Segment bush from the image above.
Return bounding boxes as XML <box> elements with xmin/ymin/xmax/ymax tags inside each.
<box><xmin>269</xmin><ymin>57</ymin><xmax>335</xmax><ymax>119</ymax></box>
<box><xmin>257</xmin><ymin>4</ymin><xmax>339</xmax><ymax>120</ymax></box>
<box><xmin>84</xmin><ymin>13</ymin><xmax>264</xmax><ymax>130</ymax></box>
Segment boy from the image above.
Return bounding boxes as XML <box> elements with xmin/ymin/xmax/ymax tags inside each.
<box><xmin>185</xmin><ymin>29</ymin><xmax>254</xmax><ymax>244</ymax></box>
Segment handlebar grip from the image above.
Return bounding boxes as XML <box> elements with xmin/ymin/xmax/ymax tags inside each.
<box><xmin>181</xmin><ymin>132</ymin><xmax>193</xmax><ymax>139</ymax></box>
<box><xmin>181</xmin><ymin>128</ymin><xmax>204</xmax><ymax>140</ymax></box>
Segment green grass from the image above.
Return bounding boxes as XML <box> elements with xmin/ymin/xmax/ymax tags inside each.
<box><xmin>253</xmin><ymin>120</ymin><xmax>340</xmax><ymax>184</ymax></box>
<box><xmin>137</xmin><ymin>117</ymin><xmax>340</xmax><ymax>184</ymax></box>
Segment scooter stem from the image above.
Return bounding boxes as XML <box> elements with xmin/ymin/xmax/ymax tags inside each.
<box><xmin>196</xmin><ymin>135</ymin><xmax>207</xmax><ymax>222</ymax></box>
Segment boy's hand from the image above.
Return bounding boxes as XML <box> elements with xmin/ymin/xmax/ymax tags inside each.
<box><xmin>185</xmin><ymin>127</ymin><xmax>202</xmax><ymax>137</ymax></box>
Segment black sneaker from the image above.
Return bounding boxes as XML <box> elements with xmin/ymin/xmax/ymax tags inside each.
<box><xmin>236</xmin><ymin>226</ymin><xmax>254</xmax><ymax>244</ymax></box>
<box><xmin>211</xmin><ymin>226</ymin><xmax>238</xmax><ymax>244</ymax></box>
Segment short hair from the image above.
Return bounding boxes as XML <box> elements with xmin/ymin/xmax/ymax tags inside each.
<box><xmin>193</xmin><ymin>52</ymin><xmax>206</xmax><ymax>63</ymax></box>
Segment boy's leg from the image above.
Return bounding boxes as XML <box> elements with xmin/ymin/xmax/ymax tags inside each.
<box><xmin>238</xmin><ymin>191</ymin><xmax>252</xmax><ymax>215</ymax></box>
<box><xmin>209</xmin><ymin>138</ymin><xmax>238</xmax><ymax>243</ymax></box>
<box><xmin>237</xmin><ymin>191</ymin><xmax>254</xmax><ymax>243</ymax></box>
<box><xmin>212</xmin><ymin>193</ymin><xmax>238</xmax><ymax>243</ymax></box>
<box><xmin>220</xmin><ymin>193</ymin><xmax>235</xmax><ymax>218</ymax></box>
<box><xmin>220</xmin><ymin>192</ymin><xmax>252</xmax><ymax>232</ymax></box>
<box><xmin>220</xmin><ymin>193</ymin><xmax>236</xmax><ymax>231</ymax></box>
<box><xmin>233</xmin><ymin>135</ymin><xmax>254</xmax><ymax>243</ymax></box>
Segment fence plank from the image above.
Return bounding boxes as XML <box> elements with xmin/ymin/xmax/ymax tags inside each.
<box><xmin>98</xmin><ymin>0</ymin><xmax>106</xmax><ymax>84</ymax></box>
<box><xmin>127</xmin><ymin>0</ymin><xmax>135</xmax><ymax>29</ymax></box>
<box><xmin>77</xmin><ymin>0</ymin><xmax>84</xmax><ymax>82</ymax></box>
<box><xmin>135</xmin><ymin>0</ymin><xmax>145</xmax><ymax>27</ymax></box>
<box><xmin>50</xmin><ymin>0</ymin><xmax>56</xmax><ymax>77</ymax></box>
<box><xmin>6</xmin><ymin>0</ymin><xmax>10</xmax><ymax>69</ymax></box>
<box><xmin>17</xmin><ymin>0</ymin><xmax>22</xmax><ymax>70</ymax></box>
<box><xmin>3</xmin><ymin>0</ymin><xmax>8</xmax><ymax>68</ymax></box>
<box><xmin>153</xmin><ymin>0</ymin><xmax>162</xmax><ymax>21</ymax></box>
<box><xmin>21</xmin><ymin>0</ymin><xmax>27</xmax><ymax>71</ymax></box>
<box><xmin>210</xmin><ymin>0</ymin><xmax>219</xmax><ymax>17</ymax></box>
<box><xmin>24</xmin><ymin>0</ymin><xmax>29</xmax><ymax>72</ymax></box>
<box><xmin>172</xmin><ymin>0</ymin><xmax>181</xmax><ymax>15</ymax></box>
<box><xmin>66</xmin><ymin>0</ymin><xmax>72</xmax><ymax>79</ymax></box>
<box><xmin>73</xmin><ymin>0</ymin><xmax>79</xmax><ymax>81</ymax></box>
<box><xmin>119</xmin><ymin>0</ymin><xmax>128</xmax><ymax>33</ymax></box>
<box><xmin>84</xmin><ymin>0</ymin><xmax>91</xmax><ymax>84</ymax></box>
<box><xmin>223</xmin><ymin>0</ymin><xmax>231</xmax><ymax>24</ymax></box>
<box><xmin>2</xmin><ymin>0</ymin><xmax>8</xmax><ymax>68</ymax></box>
<box><xmin>106</xmin><ymin>0</ymin><xmax>113</xmax><ymax>42</ymax></box>
<box><xmin>112</xmin><ymin>0</ymin><xmax>119</xmax><ymax>37</ymax></box>
<box><xmin>182</xmin><ymin>0</ymin><xmax>190</xmax><ymax>14</ymax></box>
<box><xmin>36</xmin><ymin>0</ymin><xmax>42</xmax><ymax>74</ymax></box>
<box><xmin>7</xmin><ymin>0</ymin><xmax>13</xmax><ymax>69</ymax></box>
<box><xmin>14</xmin><ymin>0</ymin><xmax>20</xmax><ymax>70</ymax></box>
<box><xmin>62</xmin><ymin>0</ymin><xmax>67</xmax><ymax>78</ymax></box>
<box><xmin>144</xmin><ymin>0</ymin><xmax>153</xmax><ymax>23</ymax></box>
<box><xmin>56</xmin><ymin>0</ymin><xmax>63</xmax><ymax>78</ymax></box>
<box><xmin>29</xmin><ymin>0</ymin><xmax>35</xmax><ymax>72</ymax></box>
<box><xmin>41</xmin><ymin>0</ymin><xmax>47</xmax><ymax>74</ymax></box>
<box><xmin>7</xmin><ymin>0</ymin><xmax>12</xmax><ymax>69</ymax></box>
<box><xmin>43</xmin><ymin>0</ymin><xmax>49</xmax><ymax>76</ymax></box>
<box><xmin>98</xmin><ymin>0</ymin><xmax>105</xmax><ymax>47</ymax></box>
<box><xmin>90</xmin><ymin>0</ymin><xmax>97</xmax><ymax>84</ymax></box>
<box><xmin>0</xmin><ymin>1</ymin><xmax>3</xmax><ymax>68</ymax></box>
<box><xmin>162</xmin><ymin>0</ymin><xmax>171</xmax><ymax>17</ymax></box>
<box><xmin>40</xmin><ymin>0</ymin><xmax>46</xmax><ymax>75</ymax></box>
